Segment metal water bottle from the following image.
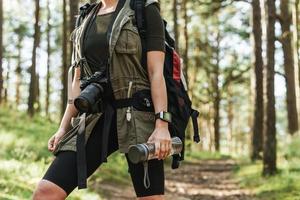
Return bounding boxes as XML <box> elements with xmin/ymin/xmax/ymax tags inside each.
<box><xmin>127</xmin><ymin>137</ymin><xmax>183</xmax><ymax>164</ymax></box>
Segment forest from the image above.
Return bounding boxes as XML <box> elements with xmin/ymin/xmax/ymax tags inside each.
<box><xmin>0</xmin><ymin>0</ymin><xmax>300</xmax><ymax>199</ymax></box>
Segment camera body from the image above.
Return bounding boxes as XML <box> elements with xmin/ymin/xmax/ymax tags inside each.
<box><xmin>74</xmin><ymin>71</ymin><xmax>108</xmax><ymax>114</ymax></box>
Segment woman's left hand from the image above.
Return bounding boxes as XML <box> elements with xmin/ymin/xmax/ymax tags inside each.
<box><xmin>147</xmin><ymin>122</ymin><xmax>171</xmax><ymax>160</ymax></box>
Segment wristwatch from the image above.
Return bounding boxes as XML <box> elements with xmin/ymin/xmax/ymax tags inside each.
<box><xmin>155</xmin><ymin>111</ymin><xmax>172</xmax><ymax>123</ymax></box>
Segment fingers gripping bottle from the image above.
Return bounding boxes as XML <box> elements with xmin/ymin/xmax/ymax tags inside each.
<box><xmin>127</xmin><ymin>137</ymin><xmax>183</xmax><ymax>189</ymax></box>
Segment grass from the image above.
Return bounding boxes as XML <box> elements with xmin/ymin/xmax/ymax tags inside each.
<box><xmin>234</xmin><ymin>135</ymin><xmax>300</xmax><ymax>200</ymax></box>
<box><xmin>185</xmin><ymin>149</ymin><xmax>231</xmax><ymax>161</ymax></box>
<box><xmin>0</xmin><ymin>106</ymin><xmax>116</xmax><ymax>200</ymax></box>
<box><xmin>0</xmin><ymin>105</ymin><xmax>231</xmax><ymax>199</ymax></box>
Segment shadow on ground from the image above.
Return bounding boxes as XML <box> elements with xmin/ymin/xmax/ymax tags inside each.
<box><xmin>92</xmin><ymin>159</ymin><xmax>255</xmax><ymax>200</ymax></box>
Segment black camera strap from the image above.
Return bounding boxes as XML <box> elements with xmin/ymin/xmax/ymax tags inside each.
<box><xmin>75</xmin><ymin>0</ymin><xmax>125</xmax><ymax>190</ymax></box>
<box><xmin>76</xmin><ymin>113</ymin><xmax>87</xmax><ymax>189</ymax></box>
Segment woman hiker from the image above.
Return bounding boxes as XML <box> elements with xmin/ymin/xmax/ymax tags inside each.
<box><xmin>32</xmin><ymin>0</ymin><xmax>172</xmax><ymax>199</ymax></box>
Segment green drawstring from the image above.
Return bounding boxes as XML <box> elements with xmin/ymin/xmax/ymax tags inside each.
<box><xmin>143</xmin><ymin>161</ymin><xmax>150</xmax><ymax>189</ymax></box>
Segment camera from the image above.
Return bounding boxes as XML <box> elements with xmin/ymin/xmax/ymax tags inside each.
<box><xmin>74</xmin><ymin>71</ymin><xmax>108</xmax><ymax>114</ymax></box>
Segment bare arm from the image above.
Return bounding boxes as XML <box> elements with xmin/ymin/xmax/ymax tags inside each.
<box><xmin>48</xmin><ymin>67</ymin><xmax>81</xmax><ymax>152</ymax></box>
<box><xmin>57</xmin><ymin>67</ymin><xmax>82</xmax><ymax>133</ymax></box>
<box><xmin>147</xmin><ymin>51</ymin><xmax>171</xmax><ymax>160</ymax></box>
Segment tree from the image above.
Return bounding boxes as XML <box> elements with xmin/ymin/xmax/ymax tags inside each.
<box><xmin>182</xmin><ymin>0</ymin><xmax>189</xmax><ymax>82</ymax></box>
<box><xmin>0</xmin><ymin>0</ymin><xmax>3</xmax><ymax>104</ymax></box>
<box><xmin>14</xmin><ymin>24</ymin><xmax>28</xmax><ymax>106</ymax></box>
<box><xmin>69</xmin><ymin>0</ymin><xmax>79</xmax><ymax>56</ymax></box>
<box><xmin>46</xmin><ymin>0</ymin><xmax>51</xmax><ymax>117</ymax></box>
<box><xmin>251</xmin><ymin>0</ymin><xmax>264</xmax><ymax>161</ymax></box>
<box><xmin>173</xmin><ymin>0</ymin><xmax>179</xmax><ymax>50</ymax></box>
<box><xmin>61</xmin><ymin>0</ymin><xmax>68</xmax><ymax>118</ymax></box>
<box><xmin>212</xmin><ymin>29</ymin><xmax>221</xmax><ymax>152</ymax></box>
<box><xmin>28</xmin><ymin>0</ymin><xmax>41</xmax><ymax>116</ymax></box>
<box><xmin>263</xmin><ymin>0</ymin><xmax>277</xmax><ymax>176</ymax></box>
<box><xmin>295</xmin><ymin>0</ymin><xmax>300</xmax><ymax>89</ymax></box>
<box><xmin>279</xmin><ymin>0</ymin><xmax>299</xmax><ymax>135</ymax></box>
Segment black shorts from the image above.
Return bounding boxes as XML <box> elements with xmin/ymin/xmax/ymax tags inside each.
<box><xmin>42</xmin><ymin>114</ymin><xmax>164</xmax><ymax>197</ymax></box>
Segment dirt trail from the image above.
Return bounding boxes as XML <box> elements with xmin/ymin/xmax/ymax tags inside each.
<box><xmin>95</xmin><ymin>159</ymin><xmax>254</xmax><ymax>200</ymax></box>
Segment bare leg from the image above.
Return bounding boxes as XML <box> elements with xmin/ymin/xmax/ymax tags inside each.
<box><xmin>138</xmin><ymin>195</ymin><xmax>164</xmax><ymax>200</ymax></box>
<box><xmin>32</xmin><ymin>179</ymin><xmax>67</xmax><ymax>200</ymax></box>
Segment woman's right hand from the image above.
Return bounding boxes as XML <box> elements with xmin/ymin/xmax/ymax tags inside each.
<box><xmin>48</xmin><ymin>129</ymin><xmax>66</xmax><ymax>152</ymax></box>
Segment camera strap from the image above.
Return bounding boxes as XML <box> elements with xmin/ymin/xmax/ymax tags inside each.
<box><xmin>76</xmin><ymin>113</ymin><xmax>87</xmax><ymax>189</ymax></box>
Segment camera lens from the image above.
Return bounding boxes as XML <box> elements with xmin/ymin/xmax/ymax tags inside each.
<box><xmin>74</xmin><ymin>96</ymin><xmax>90</xmax><ymax>113</ymax></box>
<box><xmin>74</xmin><ymin>83</ymin><xmax>103</xmax><ymax>113</ymax></box>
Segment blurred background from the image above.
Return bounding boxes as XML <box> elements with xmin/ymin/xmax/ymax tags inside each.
<box><xmin>0</xmin><ymin>0</ymin><xmax>300</xmax><ymax>199</ymax></box>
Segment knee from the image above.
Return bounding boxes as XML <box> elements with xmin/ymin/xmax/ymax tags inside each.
<box><xmin>32</xmin><ymin>180</ymin><xmax>67</xmax><ymax>200</ymax></box>
<box><xmin>138</xmin><ymin>195</ymin><xmax>164</xmax><ymax>200</ymax></box>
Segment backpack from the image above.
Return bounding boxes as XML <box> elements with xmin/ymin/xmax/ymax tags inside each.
<box><xmin>131</xmin><ymin>0</ymin><xmax>200</xmax><ymax>168</ymax></box>
<box><xmin>77</xmin><ymin>1</ymin><xmax>200</xmax><ymax>169</ymax></box>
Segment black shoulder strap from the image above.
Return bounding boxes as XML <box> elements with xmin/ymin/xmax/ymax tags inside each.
<box><xmin>131</xmin><ymin>0</ymin><xmax>146</xmax><ymax>38</ymax></box>
<box><xmin>131</xmin><ymin>0</ymin><xmax>147</xmax><ymax>68</ymax></box>
<box><xmin>76</xmin><ymin>3</ymin><xmax>98</xmax><ymax>28</ymax></box>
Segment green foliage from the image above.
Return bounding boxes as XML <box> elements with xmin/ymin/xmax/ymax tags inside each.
<box><xmin>236</xmin><ymin>137</ymin><xmax>300</xmax><ymax>200</ymax></box>
<box><xmin>185</xmin><ymin>150</ymin><xmax>231</xmax><ymax>160</ymax></box>
<box><xmin>0</xmin><ymin>106</ymin><xmax>103</xmax><ymax>199</ymax></box>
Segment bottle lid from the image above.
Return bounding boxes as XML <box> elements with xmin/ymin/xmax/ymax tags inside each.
<box><xmin>128</xmin><ymin>144</ymin><xmax>148</xmax><ymax>164</ymax></box>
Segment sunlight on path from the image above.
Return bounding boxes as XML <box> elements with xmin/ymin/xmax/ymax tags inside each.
<box><xmin>164</xmin><ymin>159</ymin><xmax>254</xmax><ymax>200</ymax></box>
<box><xmin>97</xmin><ymin>159</ymin><xmax>254</xmax><ymax>200</ymax></box>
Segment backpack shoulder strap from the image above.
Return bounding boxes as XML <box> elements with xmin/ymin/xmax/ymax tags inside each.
<box><xmin>130</xmin><ymin>0</ymin><xmax>146</xmax><ymax>38</ymax></box>
<box><xmin>76</xmin><ymin>3</ymin><xmax>98</xmax><ymax>28</ymax></box>
<box><xmin>145</xmin><ymin>0</ymin><xmax>159</xmax><ymax>6</ymax></box>
<box><xmin>130</xmin><ymin>0</ymin><xmax>147</xmax><ymax>67</ymax></box>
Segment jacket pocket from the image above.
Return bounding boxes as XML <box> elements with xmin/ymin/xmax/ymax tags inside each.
<box><xmin>116</xmin><ymin>107</ymin><xmax>155</xmax><ymax>153</ymax></box>
<box><xmin>115</xmin><ymin>26</ymin><xmax>139</xmax><ymax>54</ymax></box>
<box><xmin>53</xmin><ymin>125</ymin><xmax>79</xmax><ymax>155</ymax></box>
<box><xmin>132</xmin><ymin>108</ymin><xmax>155</xmax><ymax>144</ymax></box>
<box><xmin>52</xmin><ymin>113</ymin><xmax>102</xmax><ymax>155</ymax></box>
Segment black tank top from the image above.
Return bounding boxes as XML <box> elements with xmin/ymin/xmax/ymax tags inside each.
<box><xmin>83</xmin><ymin>4</ymin><xmax>165</xmax><ymax>74</ymax></box>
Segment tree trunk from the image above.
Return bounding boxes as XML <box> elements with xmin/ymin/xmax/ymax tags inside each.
<box><xmin>4</xmin><ymin>57</ymin><xmax>10</xmax><ymax>105</ymax></box>
<box><xmin>61</xmin><ymin>0</ymin><xmax>68</xmax><ymax>118</ymax></box>
<box><xmin>280</xmin><ymin>0</ymin><xmax>299</xmax><ymax>134</ymax></box>
<box><xmin>212</xmin><ymin>27</ymin><xmax>221</xmax><ymax>152</ymax></box>
<box><xmin>227</xmin><ymin>85</ymin><xmax>234</xmax><ymax>153</ymax></box>
<box><xmin>182</xmin><ymin>0</ymin><xmax>189</xmax><ymax>83</ymax></box>
<box><xmin>293</xmin><ymin>0</ymin><xmax>300</xmax><ymax>127</ymax></box>
<box><xmin>15</xmin><ymin>36</ymin><xmax>22</xmax><ymax>106</ymax></box>
<box><xmin>69</xmin><ymin>0</ymin><xmax>79</xmax><ymax>62</ymax></box>
<box><xmin>28</xmin><ymin>0</ymin><xmax>40</xmax><ymax>116</ymax></box>
<box><xmin>0</xmin><ymin>0</ymin><xmax>3</xmax><ymax>104</ymax></box>
<box><xmin>213</xmin><ymin>79</ymin><xmax>221</xmax><ymax>152</ymax></box>
<box><xmin>263</xmin><ymin>0</ymin><xmax>277</xmax><ymax>176</ymax></box>
<box><xmin>173</xmin><ymin>0</ymin><xmax>179</xmax><ymax>51</ymax></box>
<box><xmin>46</xmin><ymin>0</ymin><xmax>51</xmax><ymax>117</ymax></box>
<box><xmin>251</xmin><ymin>0</ymin><xmax>264</xmax><ymax>161</ymax></box>
<box><xmin>296</xmin><ymin>0</ymin><xmax>300</xmax><ymax>89</ymax></box>
<box><xmin>36</xmin><ymin>73</ymin><xmax>41</xmax><ymax>112</ymax></box>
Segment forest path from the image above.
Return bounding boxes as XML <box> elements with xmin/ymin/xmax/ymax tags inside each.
<box><xmin>95</xmin><ymin>159</ymin><xmax>255</xmax><ymax>200</ymax></box>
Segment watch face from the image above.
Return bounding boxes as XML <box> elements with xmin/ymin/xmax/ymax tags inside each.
<box><xmin>157</xmin><ymin>111</ymin><xmax>172</xmax><ymax>123</ymax></box>
<box><xmin>164</xmin><ymin>112</ymin><xmax>172</xmax><ymax>122</ymax></box>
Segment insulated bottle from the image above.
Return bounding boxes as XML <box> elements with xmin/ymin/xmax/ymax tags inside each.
<box><xmin>127</xmin><ymin>137</ymin><xmax>183</xmax><ymax>164</ymax></box>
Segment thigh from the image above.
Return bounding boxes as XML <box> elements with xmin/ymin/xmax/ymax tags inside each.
<box><xmin>43</xmin><ymin>115</ymin><xmax>119</xmax><ymax>195</ymax></box>
<box><xmin>125</xmin><ymin>155</ymin><xmax>165</xmax><ymax>198</ymax></box>
<box><xmin>42</xmin><ymin>150</ymin><xmax>80</xmax><ymax>195</ymax></box>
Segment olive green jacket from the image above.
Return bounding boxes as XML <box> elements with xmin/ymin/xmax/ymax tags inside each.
<box><xmin>54</xmin><ymin>0</ymin><xmax>158</xmax><ymax>155</ymax></box>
